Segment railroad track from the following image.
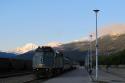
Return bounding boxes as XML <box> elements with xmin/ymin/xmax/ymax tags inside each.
<box><xmin>23</xmin><ymin>79</ymin><xmax>38</xmax><ymax>83</ymax></box>
<box><xmin>0</xmin><ymin>71</ymin><xmax>32</xmax><ymax>78</ymax></box>
<box><xmin>0</xmin><ymin>69</ymin><xmax>75</xmax><ymax>83</ymax></box>
<box><xmin>24</xmin><ymin>78</ymin><xmax>48</xmax><ymax>83</ymax></box>
<box><xmin>24</xmin><ymin>69</ymin><xmax>75</xmax><ymax>83</ymax></box>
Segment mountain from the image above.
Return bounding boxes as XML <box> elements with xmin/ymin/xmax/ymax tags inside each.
<box><xmin>0</xmin><ymin>51</ymin><xmax>16</xmax><ymax>58</ymax></box>
<box><xmin>89</xmin><ymin>24</ymin><xmax>125</xmax><ymax>55</ymax></box>
<box><xmin>100</xmin><ymin>24</ymin><xmax>125</xmax><ymax>36</ymax></box>
<box><xmin>9</xmin><ymin>42</ymin><xmax>62</xmax><ymax>54</ymax></box>
<box><xmin>97</xmin><ymin>34</ymin><xmax>125</xmax><ymax>55</ymax></box>
<box><xmin>62</xmin><ymin>34</ymin><xmax>125</xmax><ymax>55</ymax></box>
<box><xmin>91</xmin><ymin>24</ymin><xmax>125</xmax><ymax>40</ymax></box>
<box><xmin>10</xmin><ymin>43</ymin><xmax>38</xmax><ymax>54</ymax></box>
<box><xmin>60</xmin><ymin>24</ymin><xmax>125</xmax><ymax>61</ymax></box>
<box><xmin>18</xmin><ymin>50</ymin><xmax>35</xmax><ymax>60</ymax></box>
<box><xmin>19</xmin><ymin>24</ymin><xmax>125</xmax><ymax>61</ymax></box>
<box><xmin>8</xmin><ymin>24</ymin><xmax>125</xmax><ymax>62</ymax></box>
<box><xmin>61</xmin><ymin>41</ymin><xmax>89</xmax><ymax>52</ymax></box>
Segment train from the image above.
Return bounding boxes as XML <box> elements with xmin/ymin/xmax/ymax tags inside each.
<box><xmin>0</xmin><ymin>46</ymin><xmax>74</xmax><ymax>77</ymax></box>
<box><xmin>32</xmin><ymin>46</ymin><xmax>73</xmax><ymax>78</ymax></box>
<box><xmin>0</xmin><ymin>52</ymin><xmax>32</xmax><ymax>73</ymax></box>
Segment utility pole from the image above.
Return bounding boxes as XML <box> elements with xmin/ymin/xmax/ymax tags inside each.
<box><xmin>93</xmin><ymin>9</ymin><xmax>100</xmax><ymax>81</ymax></box>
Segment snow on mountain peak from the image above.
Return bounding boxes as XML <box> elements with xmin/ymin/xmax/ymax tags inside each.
<box><xmin>46</xmin><ymin>42</ymin><xmax>62</xmax><ymax>47</ymax></box>
<box><xmin>99</xmin><ymin>24</ymin><xmax>125</xmax><ymax>36</ymax></box>
<box><xmin>11</xmin><ymin>43</ymin><xmax>38</xmax><ymax>54</ymax></box>
<box><xmin>73</xmin><ymin>24</ymin><xmax>125</xmax><ymax>42</ymax></box>
<box><xmin>91</xmin><ymin>24</ymin><xmax>125</xmax><ymax>39</ymax></box>
<box><xmin>9</xmin><ymin>42</ymin><xmax>62</xmax><ymax>54</ymax></box>
<box><xmin>72</xmin><ymin>37</ymin><xmax>89</xmax><ymax>42</ymax></box>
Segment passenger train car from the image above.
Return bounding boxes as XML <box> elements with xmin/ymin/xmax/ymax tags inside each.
<box><xmin>0</xmin><ymin>52</ymin><xmax>32</xmax><ymax>73</ymax></box>
<box><xmin>32</xmin><ymin>46</ymin><xmax>73</xmax><ymax>78</ymax></box>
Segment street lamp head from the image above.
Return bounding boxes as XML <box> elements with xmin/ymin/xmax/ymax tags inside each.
<box><xmin>93</xmin><ymin>10</ymin><xmax>100</xmax><ymax>13</ymax></box>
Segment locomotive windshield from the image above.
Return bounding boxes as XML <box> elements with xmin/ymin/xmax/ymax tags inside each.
<box><xmin>42</xmin><ymin>52</ymin><xmax>54</xmax><ymax>66</ymax></box>
<box><xmin>33</xmin><ymin>52</ymin><xmax>43</xmax><ymax>69</ymax></box>
<box><xmin>33</xmin><ymin>47</ymin><xmax>55</xmax><ymax>68</ymax></box>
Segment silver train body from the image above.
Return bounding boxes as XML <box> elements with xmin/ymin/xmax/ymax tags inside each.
<box><xmin>32</xmin><ymin>46</ymin><xmax>72</xmax><ymax>77</ymax></box>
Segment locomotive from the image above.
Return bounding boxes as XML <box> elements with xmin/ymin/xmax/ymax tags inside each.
<box><xmin>32</xmin><ymin>46</ymin><xmax>73</xmax><ymax>78</ymax></box>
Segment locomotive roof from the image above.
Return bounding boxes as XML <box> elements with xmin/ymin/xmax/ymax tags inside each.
<box><xmin>35</xmin><ymin>46</ymin><xmax>54</xmax><ymax>52</ymax></box>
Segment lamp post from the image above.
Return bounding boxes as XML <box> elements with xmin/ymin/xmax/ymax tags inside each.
<box><xmin>93</xmin><ymin>9</ymin><xmax>100</xmax><ymax>80</ymax></box>
<box><xmin>90</xmin><ymin>35</ymin><xmax>93</xmax><ymax>70</ymax></box>
<box><xmin>87</xmin><ymin>47</ymin><xmax>90</xmax><ymax>71</ymax></box>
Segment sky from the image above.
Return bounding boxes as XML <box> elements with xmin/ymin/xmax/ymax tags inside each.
<box><xmin>0</xmin><ymin>0</ymin><xmax>125</xmax><ymax>50</ymax></box>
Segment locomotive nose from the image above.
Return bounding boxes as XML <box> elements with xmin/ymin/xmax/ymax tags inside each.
<box><xmin>33</xmin><ymin>64</ymin><xmax>46</xmax><ymax>69</ymax></box>
<box><xmin>37</xmin><ymin>64</ymin><xmax>45</xmax><ymax>68</ymax></box>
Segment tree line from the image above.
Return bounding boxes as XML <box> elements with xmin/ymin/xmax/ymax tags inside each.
<box><xmin>93</xmin><ymin>49</ymin><xmax>125</xmax><ymax>65</ymax></box>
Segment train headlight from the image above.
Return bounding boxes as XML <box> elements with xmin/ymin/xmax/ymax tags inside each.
<box><xmin>38</xmin><ymin>64</ymin><xmax>45</xmax><ymax>68</ymax></box>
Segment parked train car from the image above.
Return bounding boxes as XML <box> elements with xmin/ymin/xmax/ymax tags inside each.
<box><xmin>0</xmin><ymin>52</ymin><xmax>32</xmax><ymax>73</ymax></box>
<box><xmin>16</xmin><ymin>55</ymin><xmax>32</xmax><ymax>70</ymax></box>
<box><xmin>32</xmin><ymin>46</ymin><xmax>72</xmax><ymax>78</ymax></box>
<box><xmin>11</xmin><ymin>55</ymin><xmax>32</xmax><ymax>71</ymax></box>
<box><xmin>0</xmin><ymin>52</ymin><xmax>16</xmax><ymax>72</ymax></box>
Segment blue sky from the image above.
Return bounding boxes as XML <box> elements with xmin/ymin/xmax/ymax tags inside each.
<box><xmin>0</xmin><ymin>0</ymin><xmax>125</xmax><ymax>50</ymax></box>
